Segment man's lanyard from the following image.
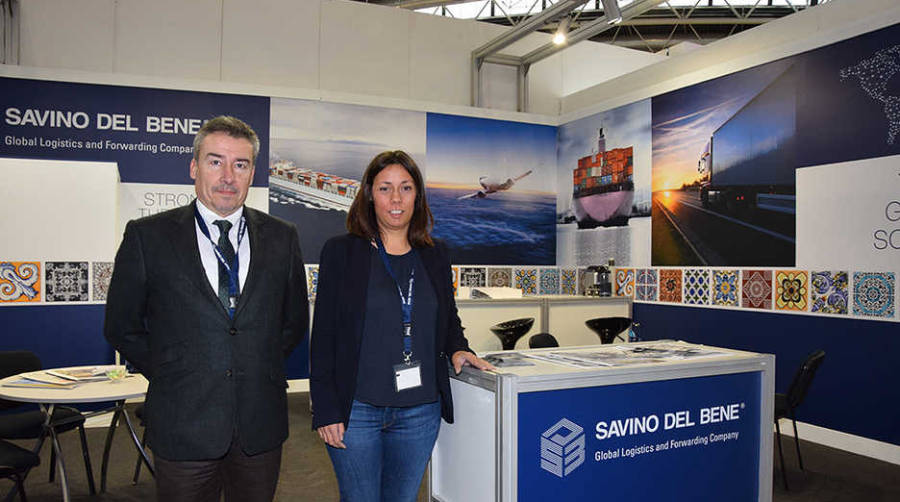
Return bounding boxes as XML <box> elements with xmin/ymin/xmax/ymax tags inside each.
<box><xmin>375</xmin><ymin>239</ymin><xmax>415</xmax><ymax>365</ymax></box>
<box><xmin>194</xmin><ymin>205</ymin><xmax>247</xmax><ymax>317</ymax></box>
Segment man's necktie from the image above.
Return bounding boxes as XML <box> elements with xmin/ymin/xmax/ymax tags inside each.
<box><xmin>213</xmin><ymin>220</ymin><xmax>238</xmax><ymax>311</ymax></box>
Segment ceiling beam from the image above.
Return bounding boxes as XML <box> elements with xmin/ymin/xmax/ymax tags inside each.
<box><xmin>472</xmin><ymin>0</ymin><xmax>589</xmax><ymax>60</ymax></box>
<box><xmin>521</xmin><ymin>0</ymin><xmax>668</xmax><ymax>65</ymax></box>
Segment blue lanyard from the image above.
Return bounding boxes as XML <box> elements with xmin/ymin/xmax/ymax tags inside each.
<box><xmin>194</xmin><ymin>205</ymin><xmax>247</xmax><ymax>317</ymax></box>
<box><xmin>375</xmin><ymin>239</ymin><xmax>415</xmax><ymax>364</ymax></box>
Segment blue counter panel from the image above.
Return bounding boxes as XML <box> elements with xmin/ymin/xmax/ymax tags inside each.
<box><xmin>518</xmin><ymin>371</ymin><xmax>762</xmax><ymax>501</ymax></box>
<box><xmin>633</xmin><ymin>302</ymin><xmax>900</xmax><ymax>446</ymax></box>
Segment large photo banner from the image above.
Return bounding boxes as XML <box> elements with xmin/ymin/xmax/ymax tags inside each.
<box><xmin>649</xmin><ymin>22</ymin><xmax>900</xmax><ymax>268</ymax></box>
<box><xmin>650</xmin><ymin>59</ymin><xmax>797</xmax><ymax>267</ymax></box>
<box><xmin>557</xmin><ymin>99</ymin><xmax>652</xmax><ymax>268</ymax></box>
<box><xmin>268</xmin><ymin>98</ymin><xmax>426</xmax><ymax>263</ymax></box>
<box><xmin>425</xmin><ymin>113</ymin><xmax>557</xmax><ymax>265</ymax></box>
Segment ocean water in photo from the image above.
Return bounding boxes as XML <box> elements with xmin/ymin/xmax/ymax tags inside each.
<box><xmin>427</xmin><ymin>187</ymin><xmax>556</xmax><ymax>265</ymax></box>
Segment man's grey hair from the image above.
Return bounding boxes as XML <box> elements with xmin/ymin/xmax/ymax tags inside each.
<box><xmin>192</xmin><ymin>115</ymin><xmax>260</xmax><ymax>163</ymax></box>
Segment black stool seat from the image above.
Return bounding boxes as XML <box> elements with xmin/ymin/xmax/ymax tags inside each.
<box><xmin>490</xmin><ymin>318</ymin><xmax>535</xmax><ymax>350</ymax></box>
<box><xmin>585</xmin><ymin>317</ymin><xmax>632</xmax><ymax>344</ymax></box>
<box><xmin>528</xmin><ymin>333</ymin><xmax>559</xmax><ymax>349</ymax></box>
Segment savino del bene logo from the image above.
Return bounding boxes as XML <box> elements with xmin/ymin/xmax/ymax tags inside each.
<box><xmin>540</xmin><ymin>418</ymin><xmax>585</xmax><ymax>477</ymax></box>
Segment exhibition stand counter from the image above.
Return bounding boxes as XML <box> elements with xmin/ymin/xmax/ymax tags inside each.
<box><xmin>431</xmin><ymin>341</ymin><xmax>774</xmax><ymax>502</ymax></box>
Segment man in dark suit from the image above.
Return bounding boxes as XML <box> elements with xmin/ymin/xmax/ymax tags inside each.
<box><xmin>104</xmin><ymin>116</ymin><xmax>308</xmax><ymax>502</ymax></box>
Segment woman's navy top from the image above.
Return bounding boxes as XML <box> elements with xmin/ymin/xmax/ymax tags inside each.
<box><xmin>354</xmin><ymin>248</ymin><xmax>438</xmax><ymax>407</ymax></box>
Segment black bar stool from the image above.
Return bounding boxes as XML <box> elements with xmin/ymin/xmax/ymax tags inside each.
<box><xmin>489</xmin><ymin>318</ymin><xmax>535</xmax><ymax>350</ymax></box>
<box><xmin>585</xmin><ymin>317</ymin><xmax>632</xmax><ymax>344</ymax></box>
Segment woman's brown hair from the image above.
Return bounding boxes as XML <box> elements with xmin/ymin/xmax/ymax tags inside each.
<box><xmin>346</xmin><ymin>150</ymin><xmax>434</xmax><ymax>247</ymax></box>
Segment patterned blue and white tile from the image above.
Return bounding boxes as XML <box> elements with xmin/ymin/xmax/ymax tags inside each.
<box><xmin>852</xmin><ymin>272</ymin><xmax>894</xmax><ymax>318</ymax></box>
<box><xmin>712</xmin><ymin>270</ymin><xmax>739</xmax><ymax>307</ymax></box>
<box><xmin>539</xmin><ymin>268</ymin><xmax>560</xmax><ymax>295</ymax></box>
<box><xmin>683</xmin><ymin>269</ymin><xmax>710</xmax><ymax>305</ymax></box>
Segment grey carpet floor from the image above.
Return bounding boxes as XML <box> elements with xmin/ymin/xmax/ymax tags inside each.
<box><xmin>4</xmin><ymin>393</ymin><xmax>898</xmax><ymax>501</ymax></box>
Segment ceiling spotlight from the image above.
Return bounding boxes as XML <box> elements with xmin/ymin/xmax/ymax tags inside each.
<box><xmin>553</xmin><ymin>16</ymin><xmax>570</xmax><ymax>46</ymax></box>
<box><xmin>601</xmin><ymin>0</ymin><xmax>622</xmax><ymax>24</ymax></box>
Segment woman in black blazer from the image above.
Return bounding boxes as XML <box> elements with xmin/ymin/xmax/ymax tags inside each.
<box><xmin>310</xmin><ymin>151</ymin><xmax>493</xmax><ymax>502</ymax></box>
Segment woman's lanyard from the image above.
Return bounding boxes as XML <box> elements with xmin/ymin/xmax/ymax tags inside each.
<box><xmin>375</xmin><ymin>239</ymin><xmax>416</xmax><ymax>365</ymax></box>
<box><xmin>194</xmin><ymin>205</ymin><xmax>247</xmax><ymax>317</ymax></box>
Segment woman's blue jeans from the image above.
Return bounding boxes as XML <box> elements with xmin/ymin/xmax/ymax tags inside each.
<box><xmin>326</xmin><ymin>400</ymin><xmax>441</xmax><ymax>502</ymax></box>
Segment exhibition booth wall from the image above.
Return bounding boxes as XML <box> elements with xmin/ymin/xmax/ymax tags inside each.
<box><xmin>1</xmin><ymin>0</ymin><xmax>898</xmax><ymax>461</ymax></box>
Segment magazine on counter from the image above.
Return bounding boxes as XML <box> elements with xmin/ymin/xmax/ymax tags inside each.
<box><xmin>2</xmin><ymin>377</ymin><xmax>79</xmax><ymax>390</ymax></box>
<box><xmin>2</xmin><ymin>371</ymin><xmax>81</xmax><ymax>389</ymax></box>
<box><xmin>45</xmin><ymin>366</ymin><xmax>114</xmax><ymax>382</ymax></box>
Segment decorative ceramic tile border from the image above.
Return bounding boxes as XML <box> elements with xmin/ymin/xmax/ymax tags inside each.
<box><xmin>810</xmin><ymin>271</ymin><xmax>848</xmax><ymax>315</ymax></box>
<box><xmin>560</xmin><ymin>269</ymin><xmax>577</xmax><ymax>295</ymax></box>
<box><xmin>635</xmin><ymin>269</ymin><xmax>657</xmax><ymax>302</ymax></box>
<box><xmin>488</xmin><ymin>267</ymin><xmax>512</xmax><ymax>288</ymax></box>
<box><xmin>853</xmin><ymin>272</ymin><xmax>895</xmax><ymax>318</ymax></box>
<box><xmin>683</xmin><ymin>269</ymin><xmax>710</xmax><ymax>305</ymax></box>
<box><xmin>0</xmin><ymin>261</ymin><xmax>41</xmax><ymax>303</ymax></box>
<box><xmin>659</xmin><ymin>269</ymin><xmax>682</xmax><ymax>303</ymax></box>
<box><xmin>539</xmin><ymin>268</ymin><xmax>560</xmax><ymax>295</ymax></box>
<box><xmin>45</xmin><ymin>262</ymin><xmax>89</xmax><ymax>302</ymax></box>
<box><xmin>712</xmin><ymin>270</ymin><xmax>739</xmax><ymax>307</ymax></box>
<box><xmin>775</xmin><ymin>270</ymin><xmax>808</xmax><ymax>311</ymax></box>
<box><xmin>615</xmin><ymin>268</ymin><xmax>635</xmax><ymax>297</ymax></box>
<box><xmin>742</xmin><ymin>270</ymin><xmax>772</xmax><ymax>310</ymax></box>
<box><xmin>92</xmin><ymin>262</ymin><xmax>113</xmax><ymax>301</ymax></box>
<box><xmin>514</xmin><ymin>268</ymin><xmax>537</xmax><ymax>296</ymax></box>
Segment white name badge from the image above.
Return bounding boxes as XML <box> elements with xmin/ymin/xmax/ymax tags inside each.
<box><xmin>393</xmin><ymin>362</ymin><xmax>422</xmax><ymax>392</ymax></box>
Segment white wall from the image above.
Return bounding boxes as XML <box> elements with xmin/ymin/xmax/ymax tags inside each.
<box><xmin>14</xmin><ymin>0</ymin><xmax>658</xmax><ymax>115</ymax></box>
<box><xmin>0</xmin><ymin>158</ymin><xmax>119</xmax><ymax>261</ymax></box>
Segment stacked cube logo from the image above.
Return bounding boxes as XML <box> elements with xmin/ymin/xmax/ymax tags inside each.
<box><xmin>540</xmin><ymin>418</ymin><xmax>585</xmax><ymax>477</ymax></box>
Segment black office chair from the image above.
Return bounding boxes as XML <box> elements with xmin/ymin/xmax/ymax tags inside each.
<box><xmin>774</xmin><ymin>349</ymin><xmax>825</xmax><ymax>490</ymax></box>
<box><xmin>528</xmin><ymin>333</ymin><xmax>559</xmax><ymax>349</ymax></box>
<box><xmin>0</xmin><ymin>351</ymin><xmax>96</xmax><ymax>495</ymax></box>
<box><xmin>0</xmin><ymin>439</ymin><xmax>40</xmax><ymax>502</ymax></box>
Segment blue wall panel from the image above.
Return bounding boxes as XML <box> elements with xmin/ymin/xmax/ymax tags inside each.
<box><xmin>0</xmin><ymin>305</ymin><xmax>113</xmax><ymax>369</ymax></box>
<box><xmin>633</xmin><ymin>302</ymin><xmax>900</xmax><ymax>446</ymax></box>
<box><xmin>0</xmin><ymin>305</ymin><xmax>310</xmax><ymax>379</ymax></box>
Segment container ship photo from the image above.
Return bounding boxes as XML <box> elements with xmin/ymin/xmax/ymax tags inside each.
<box><xmin>269</xmin><ymin>160</ymin><xmax>359</xmax><ymax>211</ymax></box>
<box><xmin>572</xmin><ymin>129</ymin><xmax>634</xmax><ymax>228</ymax></box>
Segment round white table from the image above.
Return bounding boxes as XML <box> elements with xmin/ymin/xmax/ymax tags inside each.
<box><xmin>0</xmin><ymin>369</ymin><xmax>151</xmax><ymax>502</ymax></box>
